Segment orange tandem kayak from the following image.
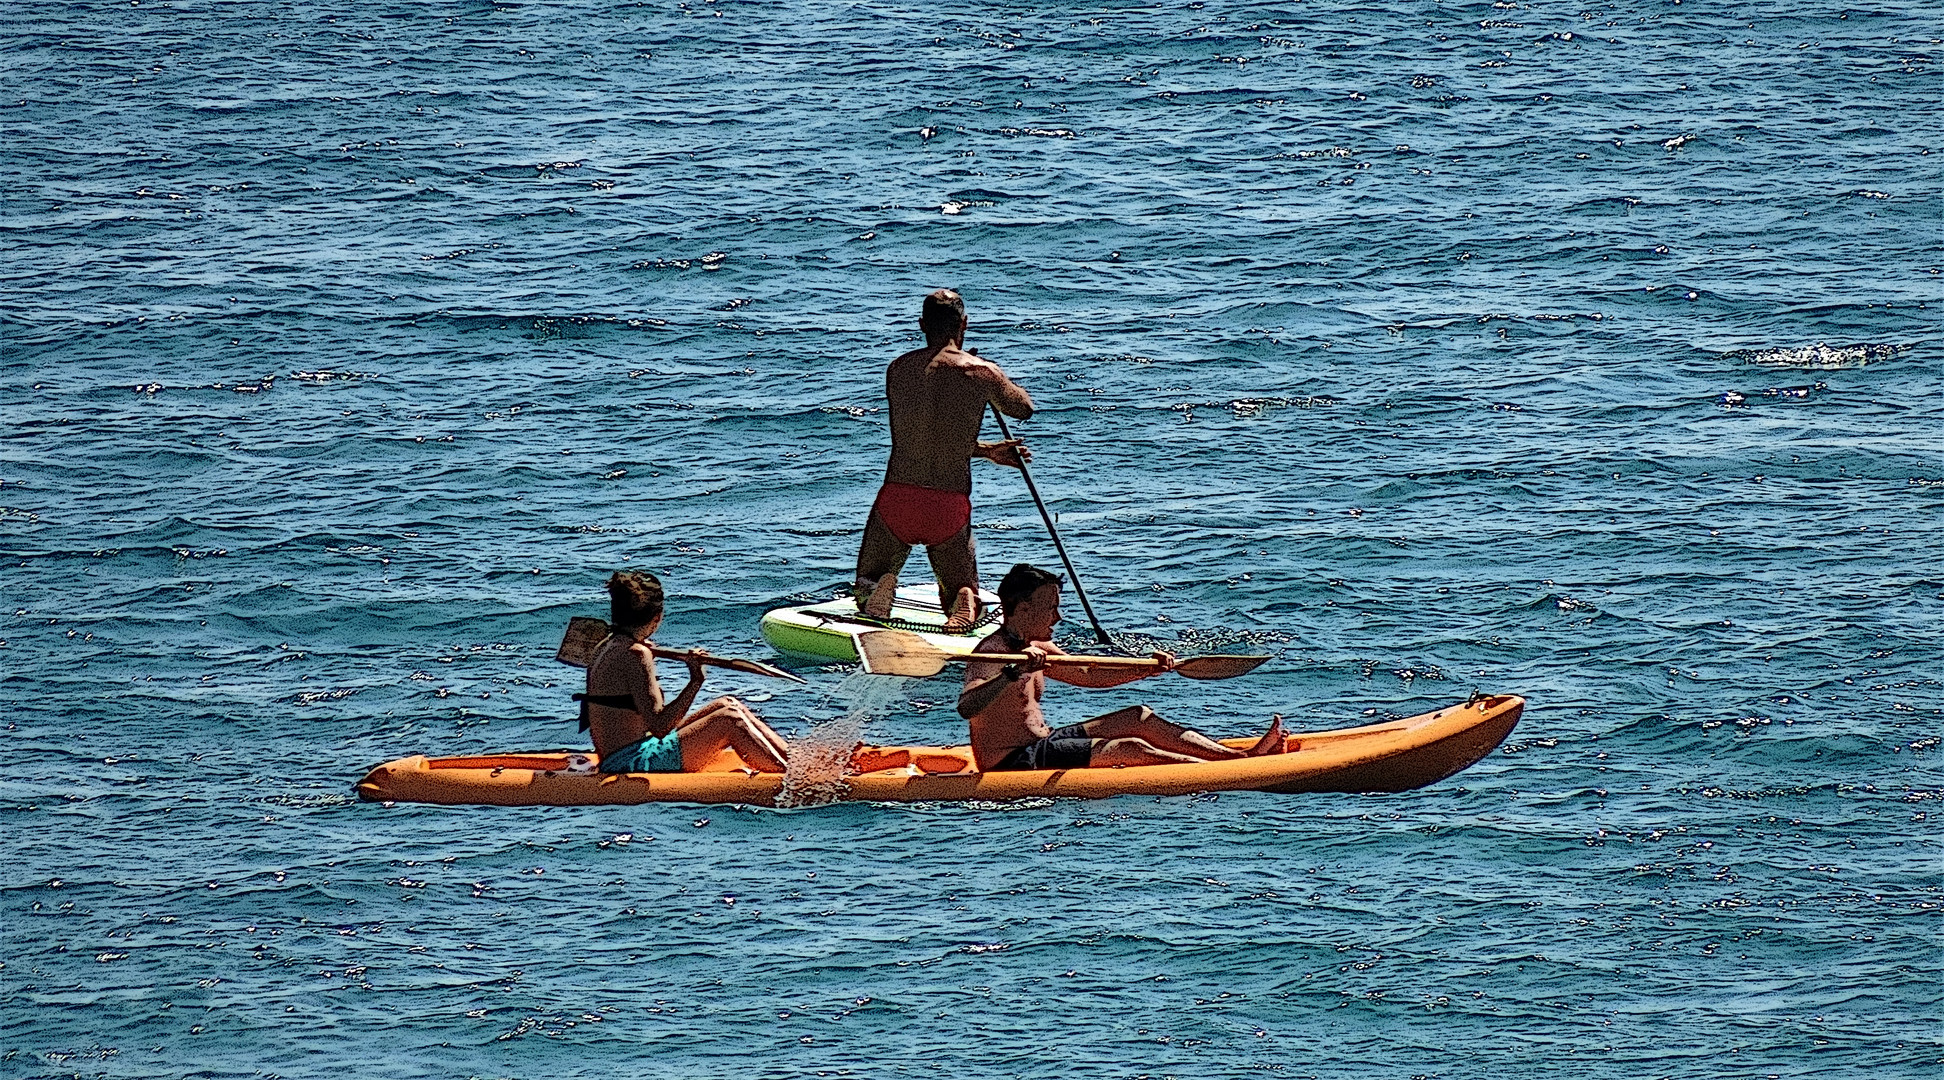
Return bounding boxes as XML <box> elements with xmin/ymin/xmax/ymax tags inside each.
<box><xmin>354</xmin><ymin>694</ymin><xmax>1522</xmax><ymax>807</ymax></box>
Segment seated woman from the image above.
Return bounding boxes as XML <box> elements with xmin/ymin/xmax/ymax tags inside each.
<box><xmin>581</xmin><ymin>570</ymin><xmax>790</xmax><ymax>774</ymax></box>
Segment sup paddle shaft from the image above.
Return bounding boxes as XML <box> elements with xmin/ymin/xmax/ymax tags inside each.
<box><xmin>990</xmin><ymin>404</ymin><xmax>1113</xmax><ymax>647</ymax></box>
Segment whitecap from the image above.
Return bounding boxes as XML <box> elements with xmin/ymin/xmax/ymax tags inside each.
<box><xmin>1733</xmin><ymin>342</ymin><xmax>1910</xmax><ymax>369</ymax></box>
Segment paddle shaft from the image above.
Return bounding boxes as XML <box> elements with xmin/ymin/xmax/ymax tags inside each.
<box><xmin>990</xmin><ymin>405</ymin><xmax>1113</xmax><ymax>647</ymax></box>
<box><xmin>945</xmin><ymin>649</ymin><xmax>1162</xmax><ymax>671</ymax></box>
<box><xmin>653</xmin><ymin>645</ymin><xmax>743</xmax><ymax>671</ymax></box>
<box><xmin>855</xmin><ymin>629</ymin><xmax>1268</xmax><ymax>681</ymax></box>
<box><xmin>555</xmin><ymin>617</ymin><xmax>805</xmax><ymax>682</ymax></box>
<box><xmin>647</xmin><ymin>646</ymin><xmax>804</xmax><ymax>683</ymax></box>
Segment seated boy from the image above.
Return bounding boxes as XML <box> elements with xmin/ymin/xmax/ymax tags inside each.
<box><xmin>581</xmin><ymin>571</ymin><xmax>790</xmax><ymax>774</ymax></box>
<box><xmin>958</xmin><ymin>564</ymin><xmax>1285</xmax><ymax>771</ymax></box>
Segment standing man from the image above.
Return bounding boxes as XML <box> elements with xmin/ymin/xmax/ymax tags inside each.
<box><xmin>855</xmin><ymin>289</ymin><xmax>1036</xmax><ymax>631</ymax></box>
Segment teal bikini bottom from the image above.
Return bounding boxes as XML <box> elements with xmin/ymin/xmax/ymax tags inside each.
<box><xmin>598</xmin><ymin>731</ymin><xmax>684</xmax><ymax>774</ymax></box>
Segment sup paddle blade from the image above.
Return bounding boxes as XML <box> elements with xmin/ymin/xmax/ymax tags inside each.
<box><xmin>856</xmin><ymin>630</ymin><xmax>954</xmax><ymax>678</ymax></box>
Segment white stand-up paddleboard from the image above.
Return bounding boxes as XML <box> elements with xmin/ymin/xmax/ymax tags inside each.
<box><xmin>758</xmin><ymin>583</ymin><xmax>1001</xmax><ymax>665</ymax></box>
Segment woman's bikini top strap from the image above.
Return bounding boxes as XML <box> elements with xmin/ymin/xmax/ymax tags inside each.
<box><xmin>572</xmin><ymin>693</ymin><xmax>639</xmax><ymax>731</ymax></box>
<box><xmin>573</xmin><ymin>693</ymin><xmax>638</xmax><ymax>708</ymax></box>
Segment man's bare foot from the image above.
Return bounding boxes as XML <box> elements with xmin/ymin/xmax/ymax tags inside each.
<box><xmin>1244</xmin><ymin>714</ymin><xmax>1287</xmax><ymax>756</ymax></box>
<box><xmin>861</xmin><ymin>572</ymin><xmax>898</xmax><ymax>618</ymax></box>
<box><xmin>941</xmin><ymin>585</ymin><xmax>980</xmax><ymax>633</ymax></box>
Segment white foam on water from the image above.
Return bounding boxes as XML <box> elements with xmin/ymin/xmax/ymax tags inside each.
<box><xmin>776</xmin><ymin>672</ymin><xmax>911</xmax><ymax>808</ymax></box>
<box><xmin>1738</xmin><ymin>342</ymin><xmax>1910</xmax><ymax>369</ymax></box>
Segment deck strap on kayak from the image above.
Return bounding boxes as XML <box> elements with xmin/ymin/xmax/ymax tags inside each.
<box><xmin>814</xmin><ymin>607</ymin><xmax>999</xmax><ymax>637</ymax></box>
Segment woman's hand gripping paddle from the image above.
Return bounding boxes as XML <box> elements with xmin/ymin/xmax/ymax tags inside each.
<box><xmin>554</xmin><ymin>616</ymin><xmax>806</xmax><ymax>683</ymax></box>
<box><xmin>856</xmin><ymin>629</ymin><xmax>1267</xmax><ymax>681</ymax></box>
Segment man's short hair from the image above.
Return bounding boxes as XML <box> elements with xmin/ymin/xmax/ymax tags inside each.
<box><xmin>608</xmin><ymin>570</ymin><xmax>665</xmax><ymax>629</ymax></box>
<box><xmin>920</xmin><ymin>288</ymin><xmax>965</xmax><ymax>337</ymax></box>
<box><xmin>998</xmin><ymin>563</ymin><xmax>1062</xmax><ymax>615</ymax></box>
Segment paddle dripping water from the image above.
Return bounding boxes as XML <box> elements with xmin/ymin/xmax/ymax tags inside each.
<box><xmin>775</xmin><ymin>673</ymin><xmax>909</xmax><ymax>808</ymax></box>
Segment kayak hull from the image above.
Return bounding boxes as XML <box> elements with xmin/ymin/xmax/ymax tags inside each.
<box><xmin>759</xmin><ymin>584</ymin><xmax>998</xmax><ymax>664</ymax></box>
<box><xmin>355</xmin><ymin>694</ymin><xmax>1523</xmax><ymax>807</ymax></box>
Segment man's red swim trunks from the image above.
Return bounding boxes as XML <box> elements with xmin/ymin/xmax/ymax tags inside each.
<box><xmin>873</xmin><ymin>482</ymin><xmax>972</xmax><ymax>547</ymax></box>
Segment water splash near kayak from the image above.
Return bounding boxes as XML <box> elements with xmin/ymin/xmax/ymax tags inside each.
<box><xmin>776</xmin><ymin>672</ymin><xmax>908</xmax><ymax>808</ymax></box>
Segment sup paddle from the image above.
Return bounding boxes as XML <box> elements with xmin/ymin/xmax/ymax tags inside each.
<box><xmin>554</xmin><ymin>616</ymin><xmax>807</xmax><ymax>683</ymax></box>
<box><xmin>857</xmin><ymin>629</ymin><xmax>1268</xmax><ymax>681</ymax></box>
<box><xmin>989</xmin><ymin>403</ymin><xmax>1115</xmax><ymax>648</ymax></box>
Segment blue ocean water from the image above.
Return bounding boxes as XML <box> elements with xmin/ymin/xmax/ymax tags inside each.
<box><xmin>4</xmin><ymin>0</ymin><xmax>1941</xmax><ymax>1075</ymax></box>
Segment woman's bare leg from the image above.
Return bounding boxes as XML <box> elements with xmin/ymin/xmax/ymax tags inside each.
<box><xmin>706</xmin><ymin>696</ymin><xmax>790</xmax><ymax>762</ymax></box>
<box><xmin>677</xmin><ymin>697</ymin><xmax>788</xmax><ymax>773</ymax></box>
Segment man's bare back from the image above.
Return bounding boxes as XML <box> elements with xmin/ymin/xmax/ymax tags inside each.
<box><xmin>855</xmin><ymin>289</ymin><xmax>1034</xmax><ymax>628</ymax></box>
<box><xmin>883</xmin><ymin>341</ymin><xmax>1029</xmax><ymax>493</ymax></box>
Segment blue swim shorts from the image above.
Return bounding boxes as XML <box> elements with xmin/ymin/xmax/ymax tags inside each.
<box><xmin>598</xmin><ymin>731</ymin><xmax>684</xmax><ymax>774</ymax></box>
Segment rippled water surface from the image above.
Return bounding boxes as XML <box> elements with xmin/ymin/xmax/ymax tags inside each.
<box><xmin>4</xmin><ymin>0</ymin><xmax>1941</xmax><ymax>1076</ymax></box>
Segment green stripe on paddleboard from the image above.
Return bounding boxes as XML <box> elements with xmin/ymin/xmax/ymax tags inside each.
<box><xmin>759</xmin><ymin>615</ymin><xmax>859</xmax><ymax>663</ymax></box>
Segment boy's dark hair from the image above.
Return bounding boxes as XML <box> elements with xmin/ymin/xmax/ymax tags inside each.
<box><xmin>920</xmin><ymin>288</ymin><xmax>965</xmax><ymax>338</ymax></box>
<box><xmin>998</xmin><ymin>563</ymin><xmax>1061</xmax><ymax>615</ymax></box>
<box><xmin>608</xmin><ymin>571</ymin><xmax>665</xmax><ymax>629</ymax></box>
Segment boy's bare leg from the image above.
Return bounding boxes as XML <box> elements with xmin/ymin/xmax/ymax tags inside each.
<box><xmin>1089</xmin><ymin>737</ymin><xmax>1202</xmax><ymax>768</ymax></box>
<box><xmin>1080</xmin><ymin>705</ymin><xmax>1247</xmax><ymax>760</ymax></box>
<box><xmin>1244</xmin><ymin>715</ymin><xmax>1287</xmax><ymax>757</ymax></box>
<box><xmin>855</xmin><ymin>509</ymin><xmax>912</xmax><ymax>617</ymax></box>
<box><xmin>926</xmin><ymin>525</ymin><xmax>981</xmax><ymax>631</ymax></box>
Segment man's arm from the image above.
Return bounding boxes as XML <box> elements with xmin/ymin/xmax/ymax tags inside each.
<box><xmin>1022</xmin><ymin>639</ymin><xmax>1145</xmax><ymax>687</ymax></box>
<box><xmin>973</xmin><ymin>438</ymin><xmax>1032</xmax><ymax>469</ymax></box>
<box><xmin>957</xmin><ymin>665</ymin><xmax>1015</xmax><ymax>719</ymax></box>
<box><xmin>973</xmin><ymin>361</ymin><xmax>1034</xmax><ymax>420</ymax></box>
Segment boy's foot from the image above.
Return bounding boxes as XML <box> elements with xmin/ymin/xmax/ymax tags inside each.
<box><xmin>941</xmin><ymin>585</ymin><xmax>980</xmax><ymax>633</ymax></box>
<box><xmin>861</xmin><ymin>573</ymin><xmax>898</xmax><ymax>618</ymax></box>
<box><xmin>1244</xmin><ymin>715</ymin><xmax>1287</xmax><ymax>756</ymax></box>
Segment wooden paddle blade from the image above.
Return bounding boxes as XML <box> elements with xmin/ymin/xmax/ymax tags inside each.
<box><xmin>713</xmin><ymin>656</ymin><xmax>809</xmax><ymax>684</ymax></box>
<box><xmin>555</xmin><ymin>616</ymin><xmax>611</xmax><ymax>668</ymax></box>
<box><xmin>1173</xmin><ymin>654</ymin><xmax>1271</xmax><ymax>681</ymax></box>
<box><xmin>856</xmin><ymin>631</ymin><xmax>953</xmax><ymax>678</ymax></box>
